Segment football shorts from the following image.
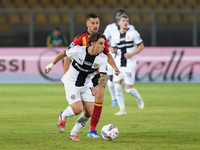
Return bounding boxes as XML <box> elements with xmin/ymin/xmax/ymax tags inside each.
<box><xmin>64</xmin><ymin>84</ymin><xmax>95</xmax><ymax>105</ymax></box>
<box><xmin>113</xmin><ymin>67</ymin><xmax>136</xmax><ymax>85</ymax></box>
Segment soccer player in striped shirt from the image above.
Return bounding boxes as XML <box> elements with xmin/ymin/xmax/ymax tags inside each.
<box><xmin>61</xmin><ymin>13</ymin><xmax>119</xmax><ymax>138</ymax></box>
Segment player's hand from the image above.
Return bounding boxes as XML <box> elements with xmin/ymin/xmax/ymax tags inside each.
<box><xmin>91</xmin><ymin>87</ymin><xmax>99</xmax><ymax>96</ymax></box>
<box><xmin>114</xmin><ymin>67</ymin><xmax>120</xmax><ymax>76</ymax></box>
<box><xmin>124</xmin><ymin>53</ymin><xmax>133</xmax><ymax>59</ymax></box>
<box><xmin>45</xmin><ymin>63</ymin><xmax>54</xmax><ymax>74</ymax></box>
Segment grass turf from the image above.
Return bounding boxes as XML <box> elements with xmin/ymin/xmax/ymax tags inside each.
<box><xmin>0</xmin><ymin>83</ymin><xmax>200</xmax><ymax>150</ymax></box>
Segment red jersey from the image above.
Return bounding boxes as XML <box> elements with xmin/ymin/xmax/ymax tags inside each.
<box><xmin>69</xmin><ymin>31</ymin><xmax>110</xmax><ymax>55</ymax></box>
<box><xmin>68</xmin><ymin>31</ymin><xmax>110</xmax><ymax>74</ymax></box>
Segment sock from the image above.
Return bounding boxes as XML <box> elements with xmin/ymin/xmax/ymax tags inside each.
<box><xmin>125</xmin><ymin>88</ymin><xmax>141</xmax><ymax>99</ymax></box>
<box><xmin>89</xmin><ymin>102</ymin><xmax>102</xmax><ymax>131</ymax></box>
<box><xmin>62</xmin><ymin>106</ymin><xmax>75</xmax><ymax>120</ymax></box>
<box><xmin>115</xmin><ymin>84</ymin><xmax>125</xmax><ymax>112</ymax></box>
<box><xmin>107</xmin><ymin>80</ymin><xmax>116</xmax><ymax>101</ymax></box>
<box><xmin>70</xmin><ymin>113</ymin><xmax>90</xmax><ymax>135</ymax></box>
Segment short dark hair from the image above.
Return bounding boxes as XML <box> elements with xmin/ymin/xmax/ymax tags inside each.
<box><xmin>54</xmin><ymin>27</ymin><xmax>61</xmax><ymax>31</ymax></box>
<box><xmin>116</xmin><ymin>9</ymin><xmax>125</xmax><ymax>15</ymax></box>
<box><xmin>88</xmin><ymin>32</ymin><xmax>106</xmax><ymax>46</ymax></box>
<box><xmin>86</xmin><ymin>13</ymin><xmax>100</xmax><ymax>21</ymax></box>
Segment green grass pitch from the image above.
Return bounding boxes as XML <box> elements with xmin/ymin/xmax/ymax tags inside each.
<box><xmin>0</xmin><ymin>83</ymin><xmax>200</xmax><ymax>150</ymax></box>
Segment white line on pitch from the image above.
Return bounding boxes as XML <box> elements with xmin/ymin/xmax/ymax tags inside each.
<box><xmin>1</xmin><ymin>130</ymin><xmax>200</xmax><ymax>134</ymax></box>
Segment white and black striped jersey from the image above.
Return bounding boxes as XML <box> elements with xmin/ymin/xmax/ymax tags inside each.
<box><xmin>110</xmin><ymin>28</ymin><xmax>143</xmax><ymax>68</ymax></box>
<box><xmin>103</xmin><ymin>23</ymin><xmax>135</xmax><ymax>42</ymax></box>
<box><xmin>61</xmin><ymin>46</ymin><xmax>108</xmax><ymax>87</ymax></box>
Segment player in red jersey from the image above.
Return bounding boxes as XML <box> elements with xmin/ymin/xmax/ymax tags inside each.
<box><xmin>59</xmin><ymin>13</ymin><xmax>120</xmax><ymax>138</ymax></box>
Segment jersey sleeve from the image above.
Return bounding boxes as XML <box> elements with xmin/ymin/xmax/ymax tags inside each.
<box><xmin>65</xmin><ymin>46</ymin><xmax>76</xmax><ymax>59</ymax></box>
<box><xmin>103</xmin><ymin>38</ymin><xmax>110</xmax><ymax>55</ymax></box>
<box><xmin>99</xmin><ymin>56</ymin><xmax>108</xmax><ymax>74</ymax></box>
<box><xmin>133</xmin><ymin>30</ymin><xmax>143</xmax><ymax>45</ymax></box>
<box><xmin>68</xmin><ymin>35</ymin><xmax>83</xmax><ymax>49</ymax></box>
<box><xmin>128</xmin><ymin>24</ymin><xmax>135</xmax><ymax>30</ymax></box>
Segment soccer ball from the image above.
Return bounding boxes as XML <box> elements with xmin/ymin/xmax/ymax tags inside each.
<box><xmin>101</xmin><ymin>124</ymin><xmax>119</xmax><ymax>141</ymax></box>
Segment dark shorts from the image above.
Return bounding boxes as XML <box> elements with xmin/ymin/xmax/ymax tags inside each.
<box><xmin>92</xmin><ymin>73</ymin><xmax>100</xmax><ymax>87</ymax></box>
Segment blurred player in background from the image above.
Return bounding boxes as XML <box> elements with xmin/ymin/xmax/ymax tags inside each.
<box><xmin>103</xmin><ymin>10</ymin><xmax>135</xmax><ymax>107</ymax></box>
<box><xmin>61</xmin><ymin>13</ymin><xmax>119</xmax><ymax>138</ymax></box>
<box><xmin>46</xmin><ymin>27</ymin><xmax>69</xmax><ymax>47</ymax></box>
<box><xmin>110</xmin><ymin>14</ymin><xmax>144</xmax><ymax>115</ymax></box>
<box><xmin>45</xmin><ymin>32</ymin><xmax>108</xmax><ymax>141</ymax></box>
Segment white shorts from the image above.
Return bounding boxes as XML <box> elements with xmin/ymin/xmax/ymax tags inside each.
<box><xmin>113</xmin><ymin>67</ymin><xmax>136</xmax><ymax>85</ymax></box>
<box><xmin>64</xmin><ymin>84</ymin><xmax>95</xmax><ymax>105</ymax></box>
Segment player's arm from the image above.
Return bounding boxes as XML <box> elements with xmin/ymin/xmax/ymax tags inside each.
<box><xmin>63</xmin><ymin>36</ymin><xmax>82</xmax><ymax>74</ymax></box>
<box><xmin>110</xmin><ymin>47</ymin><xmax>117</xmax><ymax>53</ymax></box>
<box><xmin>91</xmin><ymin>73</ymin><xmax>107</xmax><ymax>96</ymax></box>
<box><xmin>45</xmin><ymin>50</ymin><xmax>67</xmax><ymax>74</ymax></box>
<box><xmin>124</xmin><ymin>42</ymin><xmax>144</xmax><ymax>59</ymax></box>
<box><xmin>104</xmin><ymin>38</ymin><xmax>120</xmax><ymax>75</ymax></box>
<box><xmin>107</xmin><ymin>53</ymin><xmax>120</xmax><ymax>75</ymax></box>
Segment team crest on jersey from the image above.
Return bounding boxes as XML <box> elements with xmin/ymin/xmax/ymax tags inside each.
<box><xmin>70</xmin><ymin>95</ymin><xmax>75</xmax><ymax>100</ymax></box>
<box><xmin>93</xmin><ymin>63</ymin><xmax>99</xmax><ymax>68</ymax></box>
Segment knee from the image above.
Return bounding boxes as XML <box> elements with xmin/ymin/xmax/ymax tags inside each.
<box><xmin>115</xmin><ymin>84</ymin><xmax>122</xmax><ymax>93</ymax></box>
<box><xmin>95</xmin><ymin>89</ymin><xmax>104</xmax><ymax>103</ymax></box>
<box><xmin>95</xmin><ymin>96</ymin><xmax>103</xmax><ymax>103</ymax></box>
<box><xmin>73</xmin><ymin>108</ymin><xmax>83</xmax><ymax>115</ymax></box>
<box><xmin>125</xmin><ymin>88</ymin><xmax>131</xmax><ymax>94</ymax></box>
<box><xmin>71</xmin><ymin>105</ymin><xmax>83</xmax><ymax>115</ymax></box>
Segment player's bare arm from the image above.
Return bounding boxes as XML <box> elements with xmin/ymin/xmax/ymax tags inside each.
<box><xmin>45</xmin><ymin>50</ymin><xmax>66</xmax><ymax>74</ymax></box>
<box><xmin>107</xmin><ymin>53</ymin><xmax>120</xmax><ymax>75</ymax></box>
<box><xmin>91</xmin><ymin>73</ymin><xmax>107</xmax><ymax>96</ymax></box>
<box><xmin>124</xmin><ymin>42</ymin><xmax>144</xmax><ymax>59</ymax></box>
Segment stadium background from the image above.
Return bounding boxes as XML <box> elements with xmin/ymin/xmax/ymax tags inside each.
<box><xmin>0</xmin><ymin>0</ymin><xmax>200</xmax><ymax>47</ymax></box>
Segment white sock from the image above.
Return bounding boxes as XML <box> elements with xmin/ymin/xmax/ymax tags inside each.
<box><xmin>125</xmin><ymin>88</ymin><xmax>141</xmax><ymax>99</ymax></box>
<box><xmin>62</xmin><ymin>106</ymin><xmax>75</xmax><ymax>120</ymax></box>
<box><xmin>114</xmin><ymin>84</ymin><xmax>125</xmax><ymax>112</ymax></box>
<box><xmin>107</xmin><ymin>80</ymin><xmax>116</xmax><ymax>101</ymax></box>
<box><xmin>70</xmin><ymin>113</ymin><xmax>90</xmax><ymax>135</ymax></box>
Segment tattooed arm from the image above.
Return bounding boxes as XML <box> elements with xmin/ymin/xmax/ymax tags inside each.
<box><xmin>91</xmin><ymin>73</ymin><xmax>107</xmax><ymax>96</ymax></box>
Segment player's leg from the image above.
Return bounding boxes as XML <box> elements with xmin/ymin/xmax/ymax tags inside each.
<box><xmin>114</xmin><ymin>80</ymin><xmax>126</xmax><ymax>115</ymax></box>
<box><xmin>58</xmin><ymin>86</ymin><xmax>82</xmax><ymax>133</ymax></box>
<box><xmin>124</xmin><ymin>67</ymin><xmax>144</xmax><ymax>109</ymax></box>
<box><xmin>70</xmin><ymin>87</ymin><xmax>95</xmax><ymax>141</ymax></box>
<box><xmin>107</xmin><ymin>64</ymin><xmax>117</xmax><ymax>106</ymax></box>
<box><xmin>113</xmin><ymin>69</ymin><xmax>126</xmax><ymax>115</ymax></box>
<box><xmin>88</xmin><ymin>86</ymin><xmax>104</xmax><ymax>138</ymax></box>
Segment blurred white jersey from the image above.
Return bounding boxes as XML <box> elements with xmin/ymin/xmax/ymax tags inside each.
<box><xmin>61</xmin><ymin>45</ymin><xmax>108</xmax><ymax>87</ymax></box>
<box><xmin>110</xmin><ymin>28</ymin><xmax>143</xmax><ymax>68</ymax></box>
<box><xmin>103</xmin><ymin>23</ymin><xmax>135</xmax><ymax>42</ymax></box>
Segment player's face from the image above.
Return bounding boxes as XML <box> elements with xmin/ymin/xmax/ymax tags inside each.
<box><xmin>118</xmin><ymin>18</ymin><xmax>129</xmax><ymax>29</ymax></box>
<box><xmin>54</xmin><ymin>30</ymin><xmax>61</xmax><ymax>37</ymax></box>
<box><xmin>86</xmin><ymin>18</ymin><xmax>100</xmax><ymax>33</ymax></box>
<box><xmin>94</xmin><ymin>38</ymin><xmax>105</xmax><ymax>54</ymax></box>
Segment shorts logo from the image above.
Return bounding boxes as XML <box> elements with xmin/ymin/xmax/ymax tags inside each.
<box><xmin>70</xmin><ymin>95</ymin><xmax>75</xmax><ymax>100</ymax></box>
